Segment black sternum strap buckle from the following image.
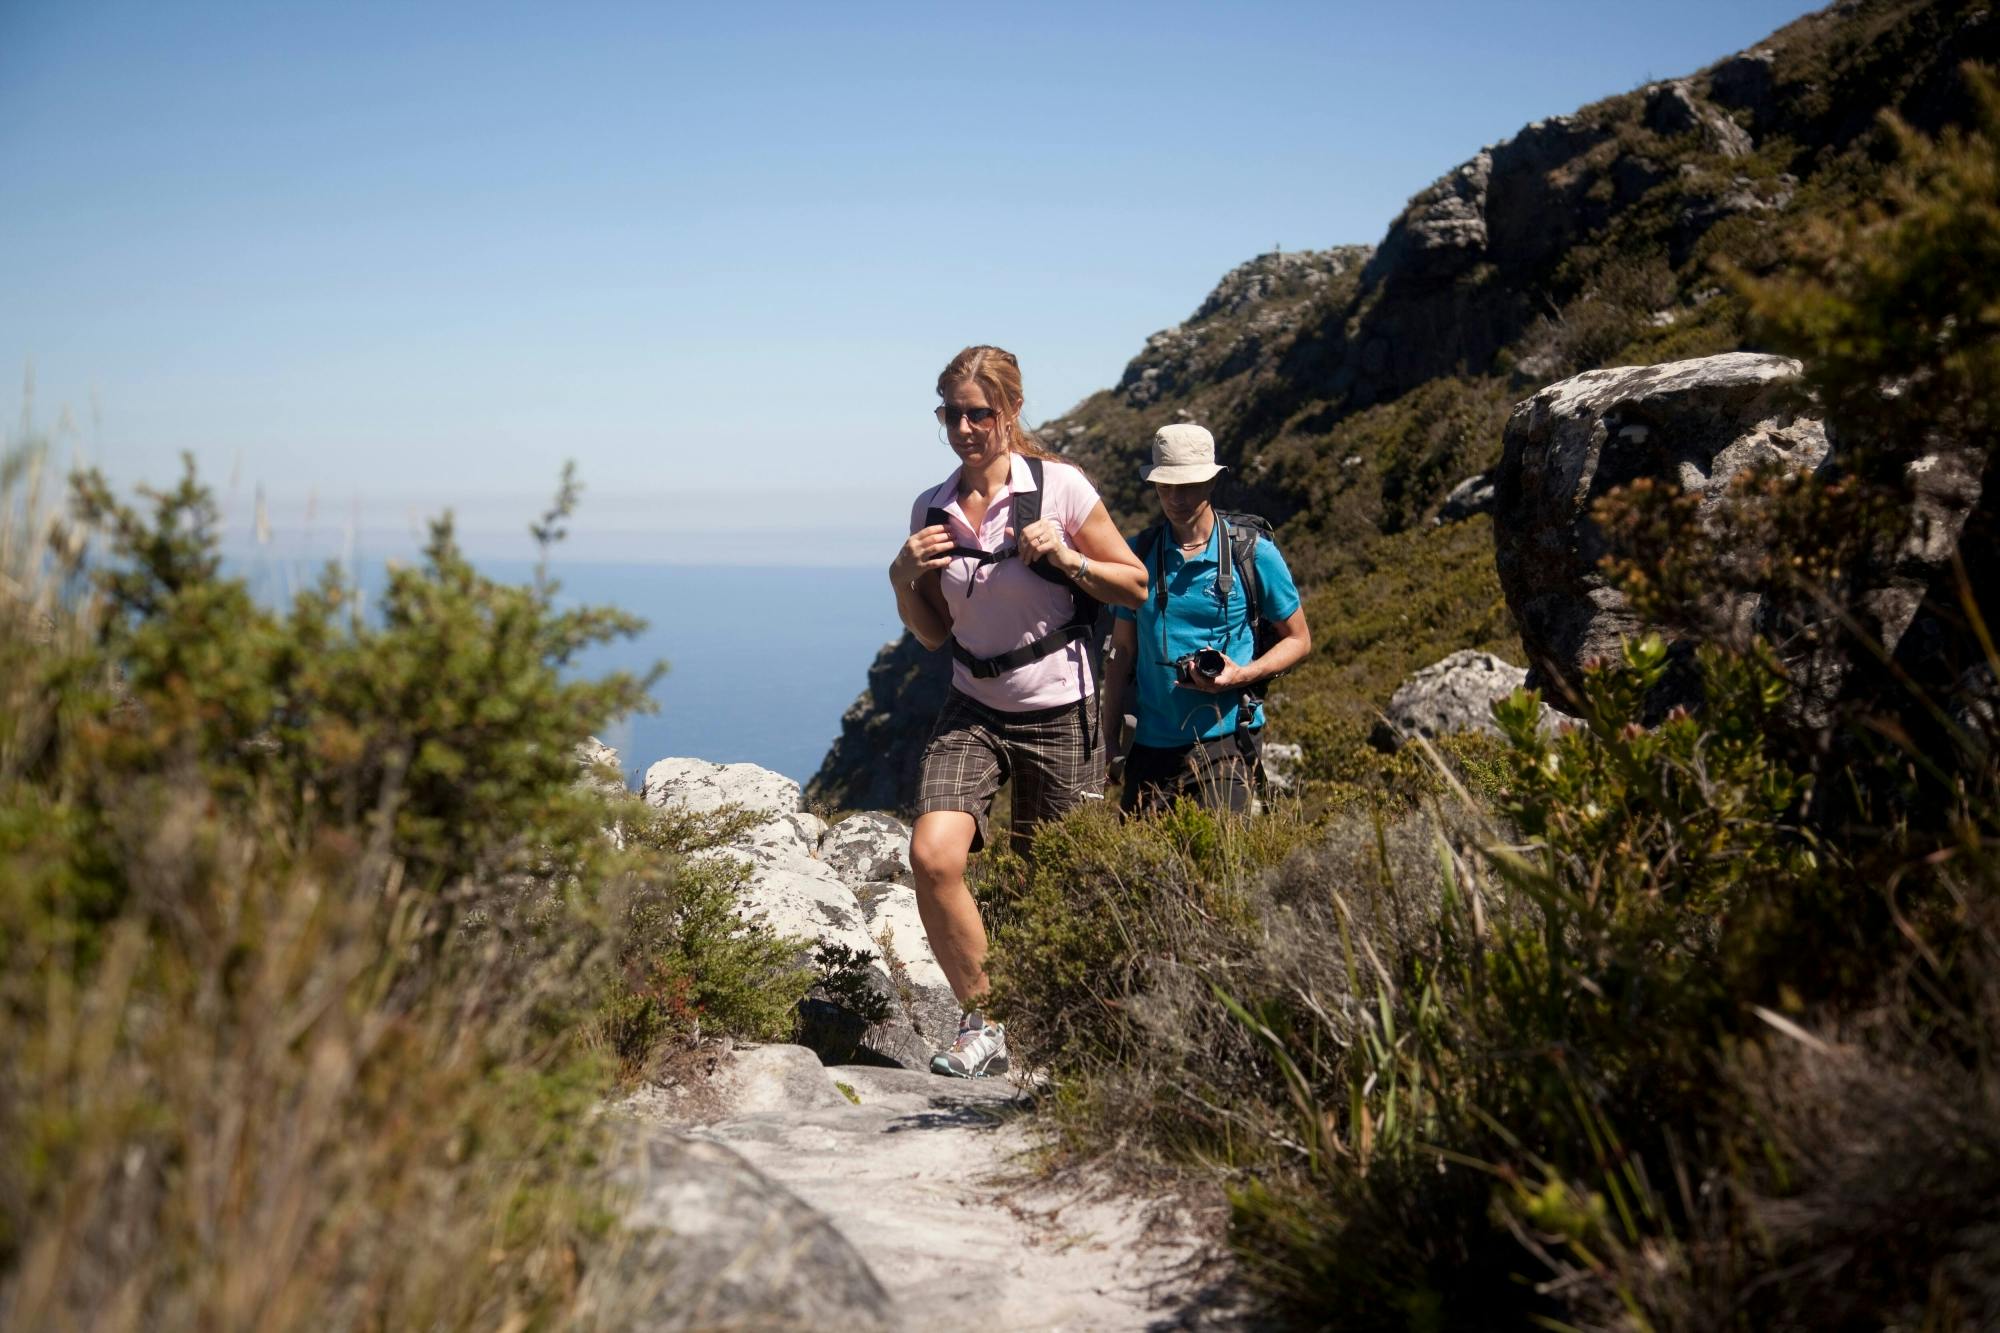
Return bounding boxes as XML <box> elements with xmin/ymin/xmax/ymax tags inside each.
<box><xmin>951</xmin><ymin>621</ymin><xmax>1092</xmax><ymax>679</ymax></box>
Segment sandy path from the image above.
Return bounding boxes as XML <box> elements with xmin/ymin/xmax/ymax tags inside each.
<box><xmin>670</xmin><ymin>1058</ymin><xmax>1224</xmax><ymax>1332</ymax></box>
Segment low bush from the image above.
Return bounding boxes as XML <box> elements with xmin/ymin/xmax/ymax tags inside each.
<box><xmin>0</xmin><ymin>455</ymin><xmax>810</xmax><ymax>1328</ymax></box>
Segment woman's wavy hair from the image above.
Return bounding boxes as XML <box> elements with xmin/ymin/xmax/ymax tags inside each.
<box><xmin>936</xmin><ymin>345</ymin><xmax>1063</xmax><ymax>463</ymax></box>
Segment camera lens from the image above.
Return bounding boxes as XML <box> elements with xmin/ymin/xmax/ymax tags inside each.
<box><xmin>1196</xmin><ymin>648</ymin><xmax>1225</xmax><ymax>678</ymax></box>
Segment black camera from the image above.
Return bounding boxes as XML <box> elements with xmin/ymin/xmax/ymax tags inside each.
<box><xmin>1173</xmin><ymin>647</ymin><xmax>1227</xmax><ymax>687</ymax></box>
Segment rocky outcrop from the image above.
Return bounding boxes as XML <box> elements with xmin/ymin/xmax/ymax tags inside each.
<box><xmin>1705</xmin><ymin>48</ymin><xmax>1776</xmax><ymax>118</ymax></box>
<box><xmin>819</xmin><ymin>811</ymin><xmax>912</xmax><ymax>886</ymax></box>
<box><xmin>1370</xmin><ymin>650</ymin><xmax>1555</xmax><ymax>751</ymax></box>
<box><xmin>1645</xmin><ymin>80</ymin><xmax>1753</xmax><ymax>158</ymax></box>
<box><xmin>642</xmin><ymin>756</ymin><xmax>959</xmax><ymax>1071</ymax></box>
<box><xmin>1117</xmin><ymin>247</ymin><xmax>1372</xmax><ymax>410</ymax></box>
<box><xmin>1494</xmin><ymin>353</ymin><xmax>1830</xmax><ymax>712</ymax></box>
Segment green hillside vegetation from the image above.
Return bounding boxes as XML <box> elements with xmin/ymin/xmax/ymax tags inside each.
<box><xmin>1036</xmin><ymin>0</ymin><xmax>1997</xmax><ymax>799</ymax></box>
<box><xmin>985</xmin><ymin>54</ymin><xmax>2000</xmax><ymax>1332</ymax></box>
<box><xmin>0</xmin><ymin>459</ymin><xmax>812</xmax><ymax>1326</ymax></box>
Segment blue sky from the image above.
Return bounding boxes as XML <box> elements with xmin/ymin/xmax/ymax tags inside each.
<box><xmin>3</xmin><ymin>0</ymin><xmax>1820</xmax><ymax>562</ymax></box>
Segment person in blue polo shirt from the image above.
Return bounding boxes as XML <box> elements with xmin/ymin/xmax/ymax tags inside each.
<box><xmin>1101</xmin><ymin>423</ymin><xmax>1312</xmax><ymax>813</ymax></box>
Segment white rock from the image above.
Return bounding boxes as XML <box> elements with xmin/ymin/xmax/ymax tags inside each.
<box><xmin>1261</xmin><ymin>742</ymin><xmax>1304</xmax><ymax>795</ymax></box>
<box><xmin>642</xmin><ymin>757</ymin><xmax>804</xmax><ymax>823</ymax></box>
<box><xmin>853</xmin><ymin>883</ymin><xmax>950</xmax><ymax>998</ymax></box>
<box><xmin>729</xmin><ymin>851</ymin><xmax>878</xmax><ymax>962</ymax></box>
<box><xmin>820</xmin><ymin>812</ymin><xmax>912</xmax><ymax>887</ymax></box>
<box><xmin>641</xmin><ymin>757</ymin><xmax>874</xmax><ymax>959</ymax></box>
<box><xmin>852</xmin><ymin>883</ymin><xmax>961</xmax><ymax>1055</ymax></box>
<box><xmin>1372</xmin><ymin>650</ymin><xmax>1557</xmax><ymax>751</ymax></box>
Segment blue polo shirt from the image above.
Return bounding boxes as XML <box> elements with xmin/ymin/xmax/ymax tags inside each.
<box><xmin>1113</xmin><ymin>520</ymin><xmax>1302</xmax><ymax>746</ymax></box>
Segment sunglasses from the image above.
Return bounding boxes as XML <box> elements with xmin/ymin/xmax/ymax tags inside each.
<box><xmin>935</xmin><ymin>405</ymin><xmax>998</xmax><ymax>427</ymax></box>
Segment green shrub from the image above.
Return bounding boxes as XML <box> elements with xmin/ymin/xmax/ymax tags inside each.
<box><xmin>1224</xmin><ymin>69</ymin><xmax>2000</xmax><ymax>1329</ymax></box>
<box><xmin>0</xmin><ymin>455</ymin><xmax>810</xmax><ymax>1328</ymax></box>
<box><xmin>1015</xmin><ymin>68</ymin><xmax>2000</xmax><ymax>1329</ymax></box>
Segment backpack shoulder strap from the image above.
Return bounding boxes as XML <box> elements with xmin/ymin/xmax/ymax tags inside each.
<box><xmin>1017</xmin><ymin>456</ymin><xmax>1081</xmax><ymax>592</ymax></box>
<box><xmin>1014</xmin><ymin>456</ymin><xmax>1044</xmax><ymax>531</ymax></box>
<box><xmin>1213</xmin><ymin>515</ymin><xmax>1234</xmax><ymax>604</ymax></box>
<box><xmin>1229</xmin><ymin>521</ymin><xmax>1262</xmax><ymax>625</ymax></box>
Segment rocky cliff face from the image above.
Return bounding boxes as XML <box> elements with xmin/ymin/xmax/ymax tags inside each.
<box><xmin>811</xmin><ymin>0</ymin><xmax>2000</xmax><ymax>810</ymax></box>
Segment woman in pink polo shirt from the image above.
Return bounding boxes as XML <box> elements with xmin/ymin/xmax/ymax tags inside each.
<box><xmin>888</xmin><ymin>345</ymin><xmax>1148</xmax><ymax>1077</ymax></box>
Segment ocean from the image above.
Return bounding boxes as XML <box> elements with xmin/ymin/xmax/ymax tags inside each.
<box><xmin>239</xmin><ymin>557</ymin><xmax>906</xmax><ymax>788</ymax></box>
<box><xmin>555</xmin><ymin>563</ymin><xmax>905</xmax><ymax>787</ymax></box>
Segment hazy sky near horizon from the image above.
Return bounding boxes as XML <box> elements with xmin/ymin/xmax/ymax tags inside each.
<box><xmin>3</xmin><ymin>0</ymin><xmax>1818</xmax><ymax>562</ymax></box>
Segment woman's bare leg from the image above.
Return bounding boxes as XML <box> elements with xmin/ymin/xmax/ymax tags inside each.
<box><xmin>909</xmin><ymin>810</ymin><xmax>987</xmax><ymax>1006</ymax></box>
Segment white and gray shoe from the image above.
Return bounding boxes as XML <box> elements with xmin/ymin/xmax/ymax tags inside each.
<box><xmin>930</xmin><ymin>1012</ymin><xmax>1009</xmax><ymax>1078</ymax></box>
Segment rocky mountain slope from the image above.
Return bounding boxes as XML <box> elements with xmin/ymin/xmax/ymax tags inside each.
<box><xmin>811</xmin><ymin>0</ymin><xmax>1999</xmax><ymax>812</ymax></box>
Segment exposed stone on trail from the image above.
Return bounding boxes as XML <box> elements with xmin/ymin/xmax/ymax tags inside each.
<box><xmin>1494</xmin><ymin>352</ymin><xmax>1829</xmax><ymax>714</ymax></box>
<box><xmin>585</xmin><ymin>1125</ymin><xmax>893</xmax><ymax>1332</ymax></box>
<box><xmin>1370</xmin><ymin>650</ymin><xmax>1555</xmax><ymax>751</ymax></box>
<box><xmin>613</xmin><ymin>1052</ymin><xmax>1220</xmax><ymax>1330</ymax></box>
<box><xmin>617</xmin><ymin>1043</ymin><xmax>853</xmax><ymax>1122</ymax></box>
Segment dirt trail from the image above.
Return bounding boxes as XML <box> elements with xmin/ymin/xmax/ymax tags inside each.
<box><xmin>630</xmin><ymin>1048</ymin><xmax>1228</xmax><ymax>1331</ymax></box>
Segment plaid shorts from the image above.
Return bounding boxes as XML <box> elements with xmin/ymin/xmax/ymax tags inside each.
<box><xmin>916</xmin><ymin>689</ymin><xmax>1105</xmax><ymax>854</ymax></box>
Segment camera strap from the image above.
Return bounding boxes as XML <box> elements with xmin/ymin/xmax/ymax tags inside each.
<box><xmin>1151</xmin><ymin>513</ymin><xmax>1236</xmax><ymax>671</ymax></box>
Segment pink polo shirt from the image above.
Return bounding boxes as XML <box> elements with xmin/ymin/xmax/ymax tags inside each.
<box><xmin>910</xmin><ymin>453</ymin><xmax>1102</xmax><ymax>712</ymax></box>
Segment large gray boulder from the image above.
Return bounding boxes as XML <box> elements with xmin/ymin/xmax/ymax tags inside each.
<box><xmin>1371</xmin><ymin>650</ymin><xmax>1555</xmax><ymax>751</ymax></box>
<box><xmin>584</xmin><ymin>1128</ymin><xmax>893</xmax><ymax>1332</ymax></box>
<box><xmin>1494</xmin><ymin>352</ymin><xmax>1829</xmax><ymax>713</ymax></box>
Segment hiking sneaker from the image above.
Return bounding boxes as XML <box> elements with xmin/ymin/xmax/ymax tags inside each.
<box><xmin>931</xmin><ymin>1013</ymin><xmax>1009</xmax><ymax>1078</ymax></box>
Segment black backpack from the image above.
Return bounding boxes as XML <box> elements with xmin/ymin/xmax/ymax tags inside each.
<box><xmin>1131</xmin><ymin>511</ymin><xmax>1286</xmax><ymax>721</ymax></box>
<box><xmin>923</xmin><ymin>456</ymin><xmax>1099</xmax><ymax>678</ymax></box>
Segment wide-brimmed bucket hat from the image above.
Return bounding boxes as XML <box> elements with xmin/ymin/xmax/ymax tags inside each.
<box><xmin>1140</xmin><ymin>423</ymin><xmax>1225</xmax><ymax>484</ymax></box>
